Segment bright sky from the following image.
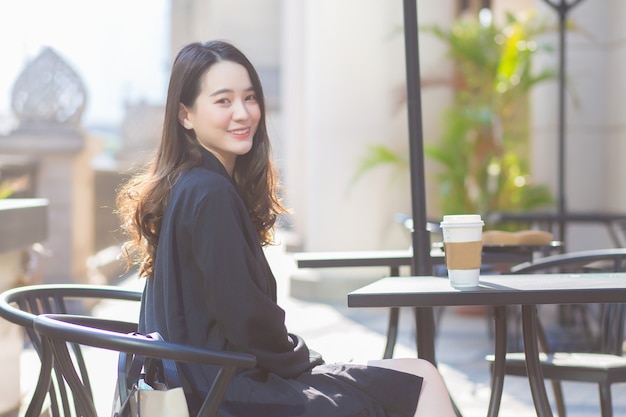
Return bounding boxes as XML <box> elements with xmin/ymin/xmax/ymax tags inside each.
<box><xmin>0</xmin><ymin>0</ymin><xmax>169</xmax><ymax>131</ymax></box>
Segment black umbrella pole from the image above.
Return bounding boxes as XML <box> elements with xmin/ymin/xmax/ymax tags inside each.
<box><xmin>403</xmin><ymin>0</ymin><xmax>436</xmax><ymax>365</ymax></box>
<box><xmin>403</xmin><ymin>0</ymin><xmax>431</xmax><ymax>276</ymax></box>
<box><xmin>557</xmin><ymin>6</ymin><xmax>567</xmax><ymax>244</ymax></box>
<box><xmin>543</xmin><ymin>0</ymin><xmax>586</xmax><ymax>244</ymax></box>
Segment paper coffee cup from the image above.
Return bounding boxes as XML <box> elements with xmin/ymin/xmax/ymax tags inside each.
<box><xmin>440</xmin><ymin>215</ymin><xmax>484</xmax><ymax>289</ymax></box>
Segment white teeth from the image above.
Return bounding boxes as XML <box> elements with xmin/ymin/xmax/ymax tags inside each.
<box><xmin>230</xmin><ymin>129</ymin><xmax>248</xmax><ymax>134</ymax></box>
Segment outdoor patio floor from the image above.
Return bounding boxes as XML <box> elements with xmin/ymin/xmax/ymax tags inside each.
<box><xmin>18</xmin><ymin>236</ymin><xmax>626</xmax><ymax>417</ymax></box>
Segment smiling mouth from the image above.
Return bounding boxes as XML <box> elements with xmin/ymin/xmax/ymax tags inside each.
<box><xmin>229</xmin><ymin>128</ymin><xmax>250</xmax><ymax>135</ymax></box>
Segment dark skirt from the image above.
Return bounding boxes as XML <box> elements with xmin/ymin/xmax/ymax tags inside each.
<box><xmin>184</xmin><ymin>363</ymin><xmax>422</xmax><ymax>417</ymax></box>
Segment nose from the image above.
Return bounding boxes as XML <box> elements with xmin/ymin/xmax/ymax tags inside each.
<box><xmin>232</xmin><ymin>100</ymin><xmax>250</xmax><ymax>121</ymax></box>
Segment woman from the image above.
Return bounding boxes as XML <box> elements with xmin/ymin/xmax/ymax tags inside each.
<box><xmin>117</xmin><ymin>40</ymin><xmax>455</xmax><ymax>417</ymax></box>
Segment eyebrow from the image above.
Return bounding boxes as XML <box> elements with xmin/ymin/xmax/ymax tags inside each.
<box><xmin>209</xmin><ymin>86</ymin><xmax>255</xmax><ymax>97</ymax></box>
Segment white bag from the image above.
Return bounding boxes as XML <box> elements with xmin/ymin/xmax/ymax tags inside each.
<box><xmin>111</xmin><ymin>332</ymin><xmax>189</xmax><ymax>417</ymax></box>
<box><xmin>128</xmin><ymin>378</ymin><xmax>189</xmax><ymax>417</ymax></box>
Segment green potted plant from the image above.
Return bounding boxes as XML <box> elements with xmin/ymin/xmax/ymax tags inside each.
<box><xmin>355</xmin><ymin>11</ymin><xmax>556</xmax><ymax>225</ymax></box>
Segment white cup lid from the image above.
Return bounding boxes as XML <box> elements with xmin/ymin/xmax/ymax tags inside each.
<box><xmin>440</xmin><ymin>214</ymin><xmax>484</xmax><ymax>227</ymax></box>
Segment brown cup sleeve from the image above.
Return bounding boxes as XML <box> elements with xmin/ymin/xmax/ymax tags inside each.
<box><xmin>444</xmin><ymin>241</ymin><xmax>482</xmax><ymax>270</ymax></box>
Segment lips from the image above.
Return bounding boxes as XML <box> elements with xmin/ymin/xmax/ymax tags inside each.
<box><xmin>228</xmin><ymin>128</ymin><xmax>251</xmax><ymax>138</ymax></box>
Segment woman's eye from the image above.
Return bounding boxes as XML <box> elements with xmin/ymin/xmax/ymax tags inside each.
<box><xmin>216</xmin><ymin>98</ymin><xmax>230</xmax><ymax>104</ymax></box>
<box><xmin>245</xmin><ymin>94</ymin><xmax>257</xmax><ymax>102</ymax></box>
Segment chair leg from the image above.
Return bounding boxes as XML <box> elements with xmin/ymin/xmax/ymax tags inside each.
<box><xmin>598</xmin><ymin>382</ymin><xmax>613</xmax><ymax>417</ymax></box>
<box><xmin>550</xmin><ymin>380</ymin><xmax>567</xmax><ymax>417</ymax></box>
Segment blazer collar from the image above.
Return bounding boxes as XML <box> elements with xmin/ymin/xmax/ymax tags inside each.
<box><xmin>200</xmin><ymin>148</ymin><xmax>232</xmax><ymax>181</ymax></box>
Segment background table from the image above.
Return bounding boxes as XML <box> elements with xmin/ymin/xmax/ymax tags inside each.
<box><xmin>348</xmin><ymin>273</ymin><xmax>626</xmax><ymax>417</ymax></box>
<box><xmin>294</xmin><ymin>245</ymin><xmax>561</xmax><ymax>358</ymax></box>
<box><xmin>294</xmin><ymin>246</ymin><xmax>560</xmax><ymax>270</ymax></box>
<box><xmin>485</xmin><ymin>211</ymin><xmax>626</xmax><ymax>248</ymax></box>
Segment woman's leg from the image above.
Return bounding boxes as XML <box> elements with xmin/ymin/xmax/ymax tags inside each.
<box><xmin>367</xmin><ymin>358</ymin><xmax>456</xmax><ymax>417</ymax></box>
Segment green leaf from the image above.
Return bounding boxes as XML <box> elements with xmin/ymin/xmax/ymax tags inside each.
<box><xmin>357</xmin><ymin>10</ymin><xmax>561</xmax><ymax>218</ymax></box>
<box><xmin>350</xmin><ymin>144</ymin><xmax>409</xmax><ymax>186</ymax></box>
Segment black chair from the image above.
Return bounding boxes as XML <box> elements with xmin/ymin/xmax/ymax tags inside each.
<box><xmin>33</xmin><ymin>313</ymin><xmax>257</xmax><ymax>417</ymax></box>
<box><xmin>0</xmin><ymin>284</ymin><xmax>142</xmax><ymax>417</ymax></box>
<box><xmin>487</xmin><ymin>248</ymin><xmax>626</xmax><ymax>417</ymax></box>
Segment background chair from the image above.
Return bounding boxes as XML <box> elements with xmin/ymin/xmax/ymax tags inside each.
<box><xmin>33</xmin><ymin>313</ymin><xmax>257</xmax><ymax>417</ymax></box>
<box><xmin>487</xmin><ymin>248</ymin><xmax>626</xmax><ymax>417</ymax></box>
<box><xmin>0</xmin><ymin>284</ymin><xmax>142</xmax><ymax>417</ymax></box>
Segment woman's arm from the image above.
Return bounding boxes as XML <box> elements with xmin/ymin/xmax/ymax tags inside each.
<box><xmin>191</xmin><ymin>185</ymin><xmax>321</xmax><ymax>378</ymax></box>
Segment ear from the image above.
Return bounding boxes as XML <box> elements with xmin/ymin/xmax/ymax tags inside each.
<box><xmin>178</xmin><ymin>104</ymin><xmax>192</xmax><ymax>130</ymax></box>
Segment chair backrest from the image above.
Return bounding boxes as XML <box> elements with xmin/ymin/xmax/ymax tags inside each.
<box><xmin>510</xmin><ymin>247</ymin><xmax>626</xmax><ymax>274</ymax></box>
<box><xmin>0</xmin><ymin>284</ymin><xmax>142</xmax><ymax>417</ymax></box>
<box><xmin>33</xmin><ymin>313</ymin><xmax>257</xmax><ymax>417</ymax></box>
<box><xmin>510</xmin><ymin>248</ymin><xmax>626</xmax><ymax>355</ymax></box>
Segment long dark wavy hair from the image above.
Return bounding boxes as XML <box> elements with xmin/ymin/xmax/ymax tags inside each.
<box><xmin>116</xmin><ymin>40</ymin><xmax>285</xmax><ymax>278</ymax></box>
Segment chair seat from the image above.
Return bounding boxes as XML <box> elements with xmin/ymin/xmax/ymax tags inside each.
<box><xmin>486</xmin><ymin>352</ymin><xmax>626</xmax><ymax>383</ymax></box>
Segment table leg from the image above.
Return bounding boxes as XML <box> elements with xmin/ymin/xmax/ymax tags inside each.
<box><xmin>414</xmin><ymin>307</ymin><xmax>436</xmax><ymax>364</ymax></box>
<box><xmin>412</xmin><ymin>307</ymin><xmax>464</xmax><ymax>417</ymax></box>
<box><xmin>383</xmin><ymin>307</ymin><xmax>399</xmax><ymax>359</ymax></box>
<box><xmin>521</xmin><ymin>304</ymin><xmax>554</xmax><ymax>417</ymax></box>
<box><xmin>486</xmin><ymin>306</ymin><xmax>507</xmax><ymax>417</ymax></box>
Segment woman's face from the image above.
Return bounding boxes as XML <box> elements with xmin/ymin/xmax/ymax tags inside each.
<box><xmin>180</xmin><ymin>60</ymin><xmax>261</xmax><ymax>175</ymax></box>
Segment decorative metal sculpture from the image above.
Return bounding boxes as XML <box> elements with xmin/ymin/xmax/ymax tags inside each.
<box><xmin>11</xmin><ymin>47</ymin><xmax>87</xmax><ymax>127</ymax></box>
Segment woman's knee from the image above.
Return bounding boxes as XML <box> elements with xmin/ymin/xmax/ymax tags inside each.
<box><xmin>409</xmin><ymin>358</ymin><xmax>442</xmax><ymax>378</ymax></box>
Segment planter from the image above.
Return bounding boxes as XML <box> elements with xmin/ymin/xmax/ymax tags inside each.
<box><xmin>0</xmin><ymin>198</ymin><xmax>48</xmax><ymax>254</ymax></box>
<box><xmin>0</xmin><ymin>198</ymin><xmax>47</xmax><ymax>415</ymax></box>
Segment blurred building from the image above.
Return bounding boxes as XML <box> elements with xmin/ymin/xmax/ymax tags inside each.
<box><xmin>162</xmin><ymin>0</ymin><xmax>626</xmax><ymax>295</ymax></box>
<box><xmin>119</xmin><ymin>0</ymin><xmax>626</xmax><ymax>256</ymax></box>
<box><xmin>1</xmin><ymin>0</ymin><xmax>623</xmax><ymax>284</ymax></box>
<box><xmin>0</xmin><ymin>47</ymin><xmax>97</xmax><ymax>284</ymax></box>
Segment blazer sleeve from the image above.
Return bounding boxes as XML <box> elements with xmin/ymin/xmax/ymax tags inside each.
<box><xmin>190</xmin><ymin>185</ymin><xmax>322</xmax><ymax>378</ymax></box>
